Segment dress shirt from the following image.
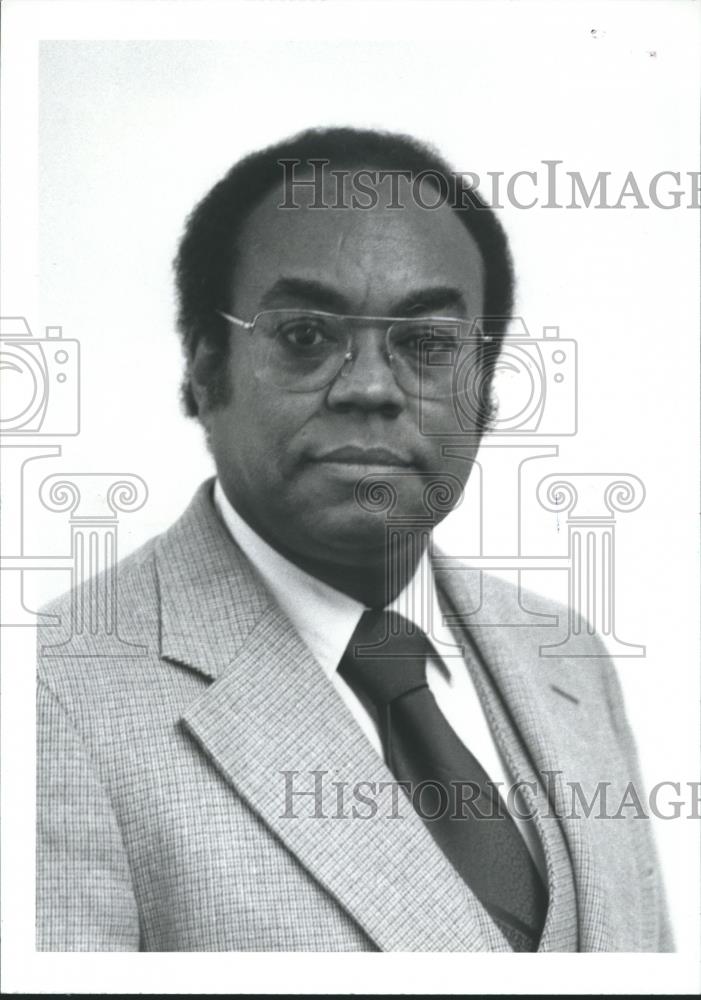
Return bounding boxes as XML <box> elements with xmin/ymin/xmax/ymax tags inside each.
<box><xmin>213</xmin><ymin>479</ymin><xmax>546</xmax><ymax>879</ymax></box>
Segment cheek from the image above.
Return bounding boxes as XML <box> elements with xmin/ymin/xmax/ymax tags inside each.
<box><xmin>409</xmin><ymin>399</ymin><xmax>481</xmax><ymax>491</ymax></box>
<box><xmin>215</xmin><ymin>373</ymin><xmax>316</xmax><ymax>474</ymax></box>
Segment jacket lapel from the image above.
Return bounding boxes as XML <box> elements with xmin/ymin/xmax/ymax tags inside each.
<box><xmin>155</xmin><ymin>481</ymin><xmax>508</xmax><ymax>952</ymax></box>
<box><xmin>435</xmin><ymin>561</ymin><xmax>615</xmax><ymax>952</ymax></box>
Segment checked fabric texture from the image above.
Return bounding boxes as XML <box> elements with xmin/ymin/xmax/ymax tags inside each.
<box><xmin>339</xmin><ymin>609</ymin><xmax>548</xmax><ymax>952</ymax></box>
<box><xmin>36</xmin><ymin>479</ymin><xmax>674</xmax><ymax>951</ymax></box>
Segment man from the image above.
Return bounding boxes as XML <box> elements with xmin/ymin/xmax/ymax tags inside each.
<box><xmin>37</xmin><ymin>127</ymin><xmax>672</xmax><ymax>951</ymax></box>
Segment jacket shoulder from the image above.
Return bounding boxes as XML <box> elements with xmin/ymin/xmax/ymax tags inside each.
<box><xmin>436</xmin><ymin>559</ymin><xmax>619</xmax><ymax>699</ymax></box>
<box><xmin>40</xmin><ymin>532</ymin><xmax>159</xmax><ymax>620</ymax></box>
<box><xmin>37</xmin><ymin>533</ymin><xmax>162</xmax><ymax>691</ymax></box>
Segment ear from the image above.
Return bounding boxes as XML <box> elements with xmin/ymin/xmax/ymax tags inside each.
<box><xmin>188</xmin><ymin>340</ymin><xmax>220</xmax><ymax>425</ymax></box>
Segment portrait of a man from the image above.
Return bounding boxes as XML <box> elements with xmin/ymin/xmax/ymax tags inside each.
<box><xmin>35</xmin><ymin>126</ymin><xmax>673</xmax><ymax>953</ymax></box>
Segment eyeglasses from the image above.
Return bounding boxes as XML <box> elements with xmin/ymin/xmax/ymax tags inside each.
<box><xmin>216</xmin><ymin>308</ymin><xmax>491</xmax><ymax>399</ymax></box>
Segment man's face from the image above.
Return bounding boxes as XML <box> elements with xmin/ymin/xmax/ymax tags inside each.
<box><xmin>198</xmin><ymin>173</ymin><xmax>485</xmax><ymax>567</ymax></box>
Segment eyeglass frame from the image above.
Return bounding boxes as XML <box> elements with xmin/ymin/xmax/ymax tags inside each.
<box><xmin>215</xmin><ymin>307</ymin><xmax>494</xmax><ymax>396</ymax></box>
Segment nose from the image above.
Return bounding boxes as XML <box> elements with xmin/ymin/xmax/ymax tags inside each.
<box><xmin>325</xmin><ymin>328</ymin><xmax>405</xmax><ymax>415</ymax></box>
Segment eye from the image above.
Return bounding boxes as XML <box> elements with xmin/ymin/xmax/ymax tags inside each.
<box><xmin>277</xmin><ymin>318</ymin><xmax>333</xmax><ymax>349</ymax></box>
<box><xmin>393</xmin><ymin>321</ymin><xmax>461</xmax><ymax>350</ymax></box>
<box><xmin>424</xmin><ymin>321</ymin><xmax>462</xmax><ymax>344</ymax></box>
<box><xmin>393</xmin><ymin>323</ymin><xmax>430</xmax><ymax>347</ymax></box>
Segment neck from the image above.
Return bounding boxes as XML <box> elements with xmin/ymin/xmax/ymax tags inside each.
<box><xmin>214</xmin><ymin>479</ymin><xmax>429</xmax><ymax>608</ymax></box>
<box><xmin>273</xmin><ymin>536</ymin><xmax>427</xmax><ymax>609</ymax></box>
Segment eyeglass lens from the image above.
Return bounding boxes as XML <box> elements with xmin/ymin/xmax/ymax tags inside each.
<box><xmin>250</xmin><ymin>310</ymin><xmax>483</xmax><ymax>398</ymax></box>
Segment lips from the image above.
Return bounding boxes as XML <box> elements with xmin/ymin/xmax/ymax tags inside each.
<box><xmin>311</xmin><ymin>445</ymin><xmax>417</xmax><ymax>467</ymax></box>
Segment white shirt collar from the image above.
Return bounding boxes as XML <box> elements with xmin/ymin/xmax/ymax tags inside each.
<box><xmin>213</xmin><ymin>478</ymin><xmax>451</xmax><ymax>677</ymax></box>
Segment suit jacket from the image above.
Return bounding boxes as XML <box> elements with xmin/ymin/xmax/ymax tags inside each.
<box><xmin>36</xmin><ymin>478</ymin><xmax>673</xmax><ymax>951</ymax></box>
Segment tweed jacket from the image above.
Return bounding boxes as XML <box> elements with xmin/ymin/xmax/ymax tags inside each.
<box><xmin>36</xmin><ymin>478</ymin><xmax>673</xmax><ymax>951</ymax></box>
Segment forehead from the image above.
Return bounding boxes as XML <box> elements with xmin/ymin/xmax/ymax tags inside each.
<box><xmin>229</xmin><ymin>172</ymin><xmax>485</xmax><ymax>314</ymax></box>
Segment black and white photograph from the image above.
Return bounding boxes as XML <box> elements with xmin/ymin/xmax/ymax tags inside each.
<box><xmin>1</xmin><ymin>0</ymin><xmax>699</xmax><ymax>994</ymax></box>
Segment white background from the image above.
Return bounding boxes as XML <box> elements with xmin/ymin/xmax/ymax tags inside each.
<box><xmin>2</xmin><ymin>0</ymin><xmax>699</xmax><ymax>993</ymax></box>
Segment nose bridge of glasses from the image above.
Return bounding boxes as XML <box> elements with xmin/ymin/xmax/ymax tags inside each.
<box><xmin>343</xmin><ymin>316</ymin><xmax>395</xmax><ymax>366</ymax></box>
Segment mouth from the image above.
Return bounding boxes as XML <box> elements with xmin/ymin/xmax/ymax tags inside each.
<box><xmin>310</xmin><ymin>446</ymin><xmax>418</xmax><ymax>469</ymax></box>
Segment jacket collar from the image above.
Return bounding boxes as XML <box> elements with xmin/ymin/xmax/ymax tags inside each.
<box><xmin>155</xmin><ymin>478</ymin><xmax>274</xmax><ymax>680</ymax></box>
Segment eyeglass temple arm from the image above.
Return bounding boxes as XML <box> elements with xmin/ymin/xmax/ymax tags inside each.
<box><xmin>217</xmin><ymin>310</ymin><xmax>254</xmax><ymax>331</ymax></box>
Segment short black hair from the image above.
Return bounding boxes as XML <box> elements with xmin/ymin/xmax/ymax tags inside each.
<box><xmin>174</xmin><ymin>125</ymin><xmax>515</xmax><ymax>421</ymax></box>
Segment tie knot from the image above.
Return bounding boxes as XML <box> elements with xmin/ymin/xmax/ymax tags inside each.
<box><xmin>338</xmin><ymin>610</ymin><xmax>431</xmax><ymax>707</ymax></box>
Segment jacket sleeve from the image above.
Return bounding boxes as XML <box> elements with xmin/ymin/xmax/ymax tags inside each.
<box><xmin>36</xmin><ymin>680</ymin><xmax>141</xmax><ymax>951</ymax></box>
<box><xmin>598</xmin><ymin>656</ymin><xmax>675</xmax><ymax>952</ymax></box>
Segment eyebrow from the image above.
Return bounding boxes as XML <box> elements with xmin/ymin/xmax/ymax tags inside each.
<box><xmin>258</xmin><ymin>277</ymin><xmax>469</xmax><ymax>316</ymax></box>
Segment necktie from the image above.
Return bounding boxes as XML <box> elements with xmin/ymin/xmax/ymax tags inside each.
<box><xmin>338</xmin><ymin>609</ymin><xmax>547</xmax><ymax>952</ymax></box>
